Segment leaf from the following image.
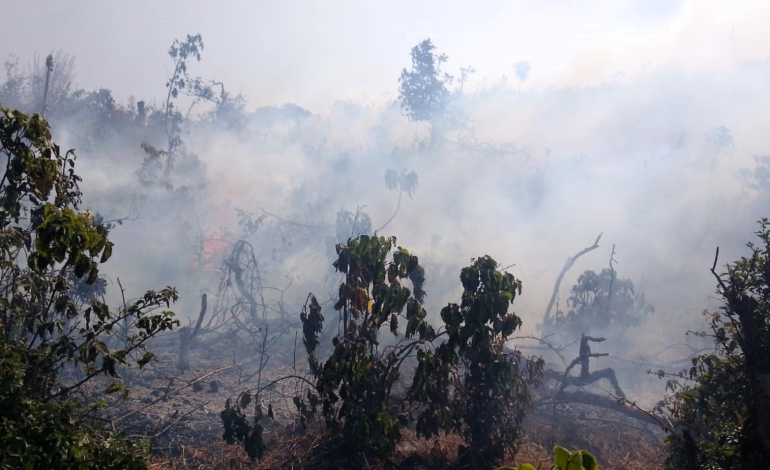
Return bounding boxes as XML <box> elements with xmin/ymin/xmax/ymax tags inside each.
<box><xmin>580</xmin><ymin>451</ymin><xmax>598</xmax><ymax>470</ymax></box>
<box><xmin>137</xmin><ymin>352</ymin><xmax>155</xmax><ymax>368</ymax></box>
<box><xmin>105</xmin><ymin>383</ymin><xmax>122</xmax><ymax>394</ymax></box>
<box><xmin>554</xmin><ymin>446</ymin><xmax>570</xmax><ymax>469</ymax></box>
<box><xmin>240</xmin><ymin>391</ymin><xmax>252</xmax><ymax>409</ymax></box>
<box><xmin>100</xmin><ymin>241</ymin><xmax>113</xmax><ymax>263</ymax></box>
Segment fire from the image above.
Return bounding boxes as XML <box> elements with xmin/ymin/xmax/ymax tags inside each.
<box><xmin>198</xmin><ymin>231</ymin><xmax>230</xmax><ymax>271</ymax></box>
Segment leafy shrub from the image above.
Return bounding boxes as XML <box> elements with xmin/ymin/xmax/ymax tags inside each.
<box><xmin>661</xmin><ymin>219</ymin><xmax>770</xmax><ymax>469</ymax></box>
<box><xmin>301</xmin><ymin>235</ymin><xmax>432</xmax><ymax>460</ymax></box>
<box><xmin>222</xmin><ymin>234</ymin><xmax>433</xmax><ymax>463</ymax></box>
<box><xmin>0</xmin><ymin>108</ymin><xmax>178</xmax><ymax>469</ymax></box>
<box><xmin>411</xmin><ymin>255</ymin><xmax>543</xmax><ymax>466</ymax></box>
<box><xmin>222</xmin><ymin>238</ymin><xmax>541</xmax><ymax>467</ymax></box>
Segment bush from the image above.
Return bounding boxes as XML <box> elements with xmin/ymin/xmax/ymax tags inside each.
<box><xmin>662</xmin><ymin>219</ymin><xmax>770</xmax><ymax>469</ymax></box>
<box><xmin>0</xmin><ymin>108</ymin><xmax>178</xmax><ymax>469</ymax></box>
<box><xmin>222</xmin><ymin>242</ymin><xmax>542</xmax><ymax>468</ymax></box>
<box><xmin>411</xmin><ymin>255</ymin><xmax>543</xmax><ymax>466</ymax></box>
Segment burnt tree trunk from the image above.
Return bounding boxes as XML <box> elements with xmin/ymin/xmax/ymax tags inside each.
<box><xmin>178</xmin><ymin>294</ymin><xmax>208</xmax><ymax>371</ymax></box>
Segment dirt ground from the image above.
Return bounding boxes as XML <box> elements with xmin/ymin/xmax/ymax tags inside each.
<box><xmin>94</xmin><ymin>331</ymin><xmax>667</xmax><ymax>469</ymax></box>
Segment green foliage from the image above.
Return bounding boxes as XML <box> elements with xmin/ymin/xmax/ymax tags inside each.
<box><xmin>224</xmin><ymin>234</ymin><xmax>433</xmax><ymax>463</ymax></box>
<box><xmin>662</xmin><ymin>349</ymin><xmax>746</xmax><ymax>470</ymax></box>
<box><xmin>545</xmin><ymin>268</ymin><xmax>653</xmax><ymax>340</ymax></box>
<box><xmin>384</xmin><ymin>168</ymin><xmax>419</xmax><ymax>198</ymax></box>
<box><xmin>0</xmin><ymin>108</ymin><xmax>179</xmax><ymax>469</ymax></box>
<box><xmin>310</xmin><ymin>235</ymin><xmax>432</xmax><ymax>459</ymax></box>
<box><xmin>411</xmin><ymin>255</ymin><xmax>543</xmax><ymax>466</ymax></box>
<box><xmin>140</xmin><ymin>33</ymin><xmax>206</xmax><ymax>185</ymax></box>
<box><xmin>498</xmin><ymin>446</ymin><xmax>599</xmax><ymax>470</ymax></box>
<box><xmin>662</xmin><ymin>219</ymin><xmax>770</xmax><ymax>469</ymax></box>
<box><xmin>398</xmin><ymin>39</ymin><xmax>452</xmax><ymax>123</ymax></box>
<box><xmin>220</xmin><ymin>394</ymin><xmax>268</xmax><ymax>461</ymax></box>
<box><xmin>223</xmin><ymin>240</ymin><xmax>542</xmax><ymax>467</ymax></box>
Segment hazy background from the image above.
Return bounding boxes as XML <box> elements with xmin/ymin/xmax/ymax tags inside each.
<box><xmin>3</xmin><ymin>0</ymin><xmax>770</xmax><ymax>403</ymax></box>
<box><xmin>5</xmin><ymin>0</ymin><xmax>769</xmax><ymax>110</ymax></box>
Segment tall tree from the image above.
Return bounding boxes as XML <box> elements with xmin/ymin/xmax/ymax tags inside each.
<box><xmin>398</xmin><ymin>39</ymin><xmax>453</xmax><ymax>145</ymax></box>
<box><xmin>514</xmin><ymin>61</ymin><xmax>530</xmax><ymax>92</ymax></box>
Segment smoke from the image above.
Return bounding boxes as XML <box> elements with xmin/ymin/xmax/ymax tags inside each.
<box><xmin>3</xmin><ymin>0</ymin><xmax>769</xmax><ymax>406</ymax></box>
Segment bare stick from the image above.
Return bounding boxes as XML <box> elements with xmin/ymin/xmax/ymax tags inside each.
<box><xmin>543</xmin><ymin>233</ymin><xmax>603</xmax><ymax>325</ymax></box>
<box><xmin>605</xmin><ymin>244</ymin><xmax>617</xmax><ymax>314</ymax></box>
<box><xmin>191</xmin><ymin>293</ymin><xmax>207</xmax><ymax>338</ymax></box>
<box><xmin>377</xmin><ymin>189</ymin><xmax>403</xmax><ymax>233</ymax></box>
<box><xmin>710</xmin><ymin>246</ymin><xmax>728</xmax><ymax>292</ymax></box>
<box><xmin>41</xmin><ymin>55</ymin><xmax>53</xmax><ymax>118</ymax></box>
<box><xmin>152</xmin><ymin>402</ymin><xmax>209</xmax><ymax>439</ymax></box>
<box><xmin>178</xmin><ymin>293</ymin><xmax>208</xmax><ymax>371</ymax></box>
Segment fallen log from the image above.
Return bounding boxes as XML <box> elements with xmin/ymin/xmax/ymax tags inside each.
<box><xmin>537</xmin><ymin>390</ymin><xmax>665</xmax><ymax>427</ymax></box>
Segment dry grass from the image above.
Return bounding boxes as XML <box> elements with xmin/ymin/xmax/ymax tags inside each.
<box><xmin>119</xmin><ymin>334</ymin><xmax>667</xmax><ymax>469</ymax></box>
<box><xmin>147</xmin><ymin>406</ymin><xmax>667</xmax><ymax>470</ymax></box>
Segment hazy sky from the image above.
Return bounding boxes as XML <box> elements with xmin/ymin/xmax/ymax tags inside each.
<box><xmin>3</xmin><ymin>0</ymin><xmax>768</xmax><ymax>112</ymax></box>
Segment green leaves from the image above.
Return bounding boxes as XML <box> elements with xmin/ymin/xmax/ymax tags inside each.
<box><xmin>288</xmin><ymin>235</ymin><xmax>434</xmax><ymax>462</ymax></box>
<box><xmin>498</xmin><ymin>446</ymin><xmax>599</xmax><ymax>470</ymax></box>
<box><xmin>544</xmin><ymin>267</ymin><xmax>654</xmax><ymax>342</ymax></box>
<box><xmin>398</xmin><ymin>39</ymin><xmax>452</xmax><ymax>123</ymax></box>
<box><xmin>411</xmin><ymin>255</ymin><xmax>539</xmax><ymax>467</ymax></box>
<box><xmin>0</xmin><ymin>109</ymin><xmax>180</xmax><ymax>469</ymax></box>
<box><xmin>137</xmin><ymin>352</ymin><xmax>155</xmax><ymax>368</ymax></box>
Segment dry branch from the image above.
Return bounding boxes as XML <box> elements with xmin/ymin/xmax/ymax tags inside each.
<box><xmin>111</xmin><ymin>365</ymin><xmax>234</xmax><ymax>427</ymax></box>
<box><xmin>538</xmin><ymin>391</ymin><xmax>662</xmax><ymax>427</ymax></box>
<box><xmin>178</xmin><ymin>293</ymin><xmax>208</xmax><ymax>371</ymax></box>
<box><xmin>543</xmin><ymin>233</ymin><xmax>603</xmax><ymax>325</ymax></box>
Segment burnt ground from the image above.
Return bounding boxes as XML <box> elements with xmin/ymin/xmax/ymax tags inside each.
<box><xmin>88</xmin><ymin>332</ymin><xmax>667</xmax><ymax>469</ymax></box>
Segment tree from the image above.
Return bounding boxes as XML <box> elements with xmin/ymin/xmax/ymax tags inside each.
<box><xmin>707</xmin><ymin>125</ymin><xmax>734</xmax><ymax>170</ymax></box>
<box><xmin>663</xmin><ymin>221</ymin><xmax>770</xmax><ymax>469</ymax></box>
<box><xmin>138</xmin><ymin>34</ymin><xmax>205</xmax><ymax>185</ymax></box>
<box><xmin>0</xmin><ymin>108</ymin><xmax>179</xmax><ymax>469</ymax></box>
<box><xmin>411</xmin><ymin>256</ymin><xmax>543</xmax><ymax>467</ymax></box>
<box><xmin>398</xmin><ymin>39</ymin><xmax>454</xmax><ymax>145</ymax></box>
<box><xmin>378</xmin><ymin>168</ymin><xmax>418</xmax><ymax>232</ymax></box>
<box><xmin>543</xmin><ymin>268</ymin><xmax>654</xmax><ymax>342</ymax></box>
<box><xmin>514</xmin><ymin>61</ymin><xmax>530</xmax><ymax>92</ymax></box>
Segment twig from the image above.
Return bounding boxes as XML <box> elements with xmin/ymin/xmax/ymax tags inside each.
<box><xmin>152</xmin><ymin>402</ymin><xmax>209</xmax><ymax>439</ymax></box>
<box><xmin>605</xmin><ymin>244</ymin><xmax>617</xmax><ymax>314</ymax></box>
<box><xmin>710</xmin><ymin>246</ymin><xmax>728</xmax><ymax>292</ymax></box>
<box><xmin>111</xmin><ymin>365</ymin><xmax>234</xmax><ymax>427</ymax></box>
<box><xmin>377</xmin><ymin>190</ymin><xmax>402</xmax><ymax>233</ymax></box>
